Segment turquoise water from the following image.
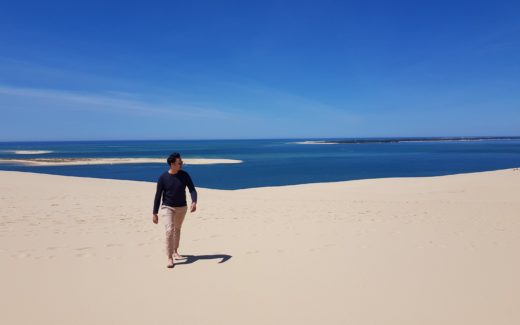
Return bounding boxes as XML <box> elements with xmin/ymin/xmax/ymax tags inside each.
<box><xmin>1</xmin><ymin>138</ymin><xmax>519</xmax><ymax>189</ymax></box>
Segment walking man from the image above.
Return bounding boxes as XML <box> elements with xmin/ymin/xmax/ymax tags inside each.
<box><xmin>153</xmin><ymin>152</ymin><xmax>197</xmax><ymax>268</ymax></box>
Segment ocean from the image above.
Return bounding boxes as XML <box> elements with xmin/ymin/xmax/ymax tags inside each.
<box><xmin>1</xmin><ymin>138</ymin><xmax>520</xmax><ymax>189</ymax></box>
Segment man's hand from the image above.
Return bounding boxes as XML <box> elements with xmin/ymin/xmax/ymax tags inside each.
<box><xmin>190</xmin><ymin>202</ymin><xmax>197</xmax><ymax>213</ymax></box>
<box><xmin>152</xmin><ymin>214</ymin><xmax>158</xmax><ymax>224</ymax></box>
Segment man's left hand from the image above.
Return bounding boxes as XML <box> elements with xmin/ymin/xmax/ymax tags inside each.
<box><xmin>190</xmin><ymin>202</ymin><xmax>197</xmax><ymax>213</ymax></box>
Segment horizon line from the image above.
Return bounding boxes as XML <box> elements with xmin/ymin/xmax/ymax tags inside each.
<box><xmin>1</xmin><ymin>135</ymin><xmax>520</xmax><ymax>143</ymax></box>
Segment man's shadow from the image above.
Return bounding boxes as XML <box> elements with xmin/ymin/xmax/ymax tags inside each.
<box><xmin>175</xmin><ymin>254</ymin><xmax>232</xmax><ymax>266</ymax></box>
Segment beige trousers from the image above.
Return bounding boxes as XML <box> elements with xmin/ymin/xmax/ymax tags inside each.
<box><xmin>160</xmin><ymin>206</ymin><xmax>188</xmax><ymax>257</ymax></box>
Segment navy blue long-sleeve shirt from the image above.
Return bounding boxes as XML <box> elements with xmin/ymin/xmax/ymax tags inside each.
<box><xmin>153</xmin><ymin>170</ymin><xmax>197</xmax><ymax>214</ymax></box>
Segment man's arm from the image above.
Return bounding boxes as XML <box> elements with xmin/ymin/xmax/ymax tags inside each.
<box><xmin>152</xmin><ymin>176</ymin><xmax>163</xmax><ymax>223</ymax></box>
<box><xmin>189</xmin><ymin>190</ymin><xmax>197</xmax><ymax>212</ymax></box>
<box><xmin>186</xmin><ymin>173</ymin><xmax>197</xmax><ymax>213</ymax></box>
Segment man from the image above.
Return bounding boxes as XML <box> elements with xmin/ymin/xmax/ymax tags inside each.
<box><xmin>153</xmin><ymin>152</ymin><xmax>197</xmax><ymax>268</ymax></box>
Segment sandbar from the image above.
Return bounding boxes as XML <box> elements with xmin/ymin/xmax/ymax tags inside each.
<box><xmin>0</xmin><ymin>157</ymin><xmax>243</xmax><ymax>166</ymax></box>
<box><xmin>293</xmin><ymin>140</ymin><xmax>338</xmax><ymax>145</ymax></box>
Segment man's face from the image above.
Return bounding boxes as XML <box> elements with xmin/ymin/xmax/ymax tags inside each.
<box><xmin>171</xmin><ymin>158</ymin><xmax>183</xmax><ymax>171</ymax></box>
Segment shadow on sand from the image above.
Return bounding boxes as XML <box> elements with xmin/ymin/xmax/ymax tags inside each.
<box><xmin>174</xmin><ymin>254</ymin><xmax>232</xmax><ymax>266</ymax></box>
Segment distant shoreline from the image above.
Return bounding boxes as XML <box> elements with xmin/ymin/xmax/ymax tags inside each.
<box><xmin>1</xmin><ymin>136</ymin><xmax>520</xmax><ymax>144</ymax></box>
<box><xmin>294</xmin><ymin>136</ymin><xmax>520</xmax><ymax>145</ymax></box>
<box><xmin>0</xmin><ymin>158</ymin><xmax>243</xmax><ymax>166</ymax></box>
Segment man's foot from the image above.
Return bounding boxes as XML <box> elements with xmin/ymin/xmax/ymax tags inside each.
<box><xmin>167</xmin><ymin>258</ymin><xmax>174</xmax><ymax>268</ymax></box>
<box><xmin>173</xmin><ymin>253</ymin><xmax>186</xmax><ymax>260</ymax></box>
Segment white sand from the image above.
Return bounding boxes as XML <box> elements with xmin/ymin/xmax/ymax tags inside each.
<box><xmin>1</xmin><ymin>168</ymin><xmax>519</xmax><ymax>324</ymax></box>
<box><xmin>9</xmin><ymin>150</ymin><xmax>54</xmax><ymax>154</ymax></box>
<box><xmin>0</xmin><ymin>158</ymin><xmax>242</xmax><ymax>166</ymax></box>
<box><xmin>293</xmin><ymin>140</ymin><xmax>338</xmax><ymax>144</ymax></box>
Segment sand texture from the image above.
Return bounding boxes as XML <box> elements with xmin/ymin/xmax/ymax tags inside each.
<box><xmin>1</xmin><ymin>169</ymin><xmax>519</xmax><ymax>324</ymax></box>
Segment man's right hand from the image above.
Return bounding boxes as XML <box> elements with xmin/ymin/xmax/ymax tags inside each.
<box><xmin>152</xmin><ymin>214</ymin><xmax>158</xmax><ymax>224</ymax></box>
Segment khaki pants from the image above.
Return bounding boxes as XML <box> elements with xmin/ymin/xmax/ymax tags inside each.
<box><xmin>160</xmin><ymin>206</ymin><xmax>188</xmax><ymax>257</ymax></box>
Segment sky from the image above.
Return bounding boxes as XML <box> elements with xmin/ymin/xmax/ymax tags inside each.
<box><xmin>0</xmin><ymin>0</ymin><xmax>519</xmax><ymax>141</ymax></box>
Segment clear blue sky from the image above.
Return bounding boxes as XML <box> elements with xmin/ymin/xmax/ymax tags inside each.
<box><xmin>1</xmin><ymin>0</ymin><xmax>519</xmax><ymax>141</ymax></box>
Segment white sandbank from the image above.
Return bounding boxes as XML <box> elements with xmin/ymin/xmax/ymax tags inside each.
<box><xmin>1</xmin><ymin>168</ymin><xmax>519</xmax><ymax>324</ymax></box>
<box><xmin>0</xmin><ymin>158</ymin><xmax>242</xmax><ymax>166</ymax></box>
<box><xmin>2</xmin><ymin>150</ymin><xmax>55</xmax><ymax>154</ymax></box>
<box><xmin>292</xmin><ymin>140</ymin><xmax>338</xmax><ymax>144</ymax></box>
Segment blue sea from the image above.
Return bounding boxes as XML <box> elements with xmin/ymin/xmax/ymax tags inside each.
<box><xmin>1</xmin><ymin>138</ymin><xmax>520</xmax><ymax>189</ymax></box>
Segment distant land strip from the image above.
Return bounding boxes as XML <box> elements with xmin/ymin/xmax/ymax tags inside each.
<box><xmin>0</xmin><ymin>158</ymin><xmax>243</xmax><ymax>166</ymax></box>
<box><xmin>296</xmin><ymin>136</ymin><xmax>520</xmax><ymax>145</ymax></box>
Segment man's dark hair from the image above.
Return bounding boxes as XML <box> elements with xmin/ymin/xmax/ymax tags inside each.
<box><xmin>167</xmin><ymin>152</ymin><xmax>181</xmax><ymax>165</ymax></box>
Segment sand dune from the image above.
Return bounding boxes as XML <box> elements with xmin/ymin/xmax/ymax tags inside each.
<box><xmin>1</xmin><ymin>169</ymin><xmax>519</xmax><ymax>324</ymax></box>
